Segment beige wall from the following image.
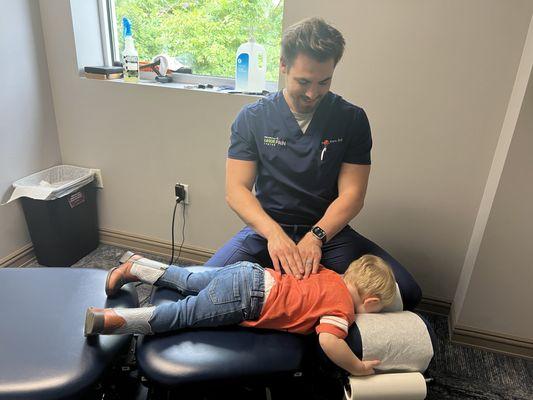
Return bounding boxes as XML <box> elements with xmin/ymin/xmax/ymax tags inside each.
<box><xmin>38</xmin><ymin>0</ymin><xmax>533</xmax><ymax>304</ymax></box>
<box><xmin>0</xmin><ymin>1</ymin><xmax>61</xmax><ymax>261</ymax></box>
<box><xmin>284</xmin><ymin>0</ymin><xmax>533</xmax><ymax>303</ymax></box>
<box><xmin>453</xmin><ymin>63</ymin><xmax>533</xmax><ymax>340</ymax></box>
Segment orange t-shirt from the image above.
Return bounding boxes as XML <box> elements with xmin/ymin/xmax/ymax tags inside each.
<box><xmin>241</xmin><ymin>266</ymin><xmax>355</xmax><ymax>339</ymax></box>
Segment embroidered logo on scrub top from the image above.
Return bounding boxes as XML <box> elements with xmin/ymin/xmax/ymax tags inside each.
<box><xmin>321</xmin><ymin>138</ymin><xmax>343</xmax><ymax>161</ymax></box>
<box><xmin>264</xmin><ymin>136</ymin><xmax>287</xmax><ymax>147</ymax></box>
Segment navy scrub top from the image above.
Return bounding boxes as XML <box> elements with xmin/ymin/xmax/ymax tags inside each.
<box><xmin>228</xmin><ymin>90</ymin><xmax>372</xmax><ymax>225</ymax></box>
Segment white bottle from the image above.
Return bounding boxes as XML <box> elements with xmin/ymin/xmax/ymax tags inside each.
<box><xmin>235</xmin><ymin>36</ymin><xmax>266</xmax><ymax>93</ymax></box>
<box><xmin>122</xmin><ymin>17</ymin><xmax>139</xmax><ymax>83</ymax></box>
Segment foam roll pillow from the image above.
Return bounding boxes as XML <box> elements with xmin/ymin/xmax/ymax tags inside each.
<box><xmin>316</xmin><ymin>285</ymin><xmax>436</xmax><ymax>375</ymax></box>
<box><xmin>351</xmin><ymin>311</ymin><xmax>435</xmax><ymax>372</ymax></box>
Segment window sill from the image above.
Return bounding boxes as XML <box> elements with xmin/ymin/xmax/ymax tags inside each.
<box><xmin>80</xmin><ymin>72</ymin><xmax>278</xmax><ymax>98</ymax></box>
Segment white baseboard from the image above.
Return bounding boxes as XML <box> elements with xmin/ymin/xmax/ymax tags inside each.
<box><xmin>450</xmin><ymin>322</ymin><xmax>533</xmax><ymax>359</ymax></box>
<box><xmin>99</xmin><ymin>227</ymin><xmax>214</xmax><ymax>264</ymax></box>
<box><xmin>0</xmin><ymin>244</ymin><xmax>36</xmax><ymax>268</ymax></box>
<box><xmin>417</xmin><ymin>296</ymin><xmax>451</xmax><ymax>316</ymax></box>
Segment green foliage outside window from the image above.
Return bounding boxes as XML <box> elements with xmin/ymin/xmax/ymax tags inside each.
<box><xmin>115</xmin><ymin>0</ymin><xmax>284</xmax><ymax>82</ymax></box>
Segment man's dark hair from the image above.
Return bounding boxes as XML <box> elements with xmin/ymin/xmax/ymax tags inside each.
<box><xmin>281</xmin><ymin>17</ymin><xmax>345</xmax><ymax>68</ymax></box>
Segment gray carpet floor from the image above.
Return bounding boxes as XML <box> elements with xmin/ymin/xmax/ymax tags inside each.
<box><xmin>38</xmin><ymin>244</ymin><xmax>533</xmax><ymax>399</ymax></box>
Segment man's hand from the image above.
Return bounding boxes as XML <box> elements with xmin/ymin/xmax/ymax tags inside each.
<box><xmin>226</xmin><ymin>158</ymin><xmax>303</xmax><ymax>279</ymax></box>
<box><xmin>267</xmin><ymin>229</ymin><xmax>305</xmax><ymax>279</ymax></box>
<box><xmin>297</xmin><ymin>232</ymin><xmax>322</xmax><ymax>278</ymax></box>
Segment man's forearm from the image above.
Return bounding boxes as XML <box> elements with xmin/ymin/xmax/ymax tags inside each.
<box><xmin>226</xmin><ymin>186</ymin><xmax>282</xmax><ymax>239</ymax></box>
<box><xmin>315</xmin><ymin>193</ymin><xmax>364</xmax><ymax>241</ymax></box>
<box><xmin>311</xmin><ymin>163</ymin><xmax>370</xmax><ymax>243</ymax></box>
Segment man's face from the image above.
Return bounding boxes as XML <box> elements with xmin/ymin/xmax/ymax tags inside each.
<box><xmin>281</xmin><ymin>53</ymin><xmax>335</xmax><ymax>114</ymax></box>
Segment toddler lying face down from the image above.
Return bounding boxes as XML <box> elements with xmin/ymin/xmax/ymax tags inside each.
<box><xmin>85</xmin><ymin>254</ymin><xmax>396</xmax><ymax>376</ymax></box>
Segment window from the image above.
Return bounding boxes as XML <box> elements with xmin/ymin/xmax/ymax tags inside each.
<box><xmin>106</xmin><ymin>0</ymin><xmax>284</xmax><ymax>85</ymax></box>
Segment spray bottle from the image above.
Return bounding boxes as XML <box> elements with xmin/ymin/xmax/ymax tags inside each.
<box><xmin>235</xmin><ymin>31</ymin><xmax>266</xmax><ymax>93</ymax></box>
<box><xmin>122</xmin><ymin>17</ymin><xmax>139</xmax><ymax>83</ymax></box>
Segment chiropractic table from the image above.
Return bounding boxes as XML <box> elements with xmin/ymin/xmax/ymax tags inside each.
<box><xmin>0</xmin><ymin>266</ymin><xmax>435</xmax><ymax>400</ymax></box>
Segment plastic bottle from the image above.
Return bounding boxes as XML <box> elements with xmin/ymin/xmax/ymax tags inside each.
<box><xmin>235</xmin><ymin>35</ymin><xmax>266</xmax><ymax>93</ymax></box>
<box><xmin>122</xmin><ymin>17</ymin><xmax>139</xmax><ymax>83</ymax></box>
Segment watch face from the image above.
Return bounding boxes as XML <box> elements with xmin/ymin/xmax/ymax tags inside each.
<box><xmin>312</xmin><ymin>226</ymin><xmax>326</xmax><ymax>239</ymax></box>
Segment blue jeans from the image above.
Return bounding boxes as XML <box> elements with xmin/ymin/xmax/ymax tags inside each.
<box><xmin>205</xmin><ymin>225</ymin><xmax>422</xmax><ymax>310</ymax></box>
<box><xmin>149</xmin><ymin>261</ymin><xmax>265</xmax><ymax>334</ymax></box>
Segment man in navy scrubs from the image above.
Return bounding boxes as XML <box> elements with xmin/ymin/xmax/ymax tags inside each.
<box><xmin>206</xmin><ymin>18</ymin><xmax>421</xmax><ymax>309</ymax></box>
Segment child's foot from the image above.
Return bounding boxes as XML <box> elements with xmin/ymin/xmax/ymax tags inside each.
<box><xmin>84</xmin><ymin>307</ymin><xmax>126</xmax><ymax>336</ymax></box>
<box><xmin>105</xmin><ymin>252</ymin><xmax>143</xmax><ymax>297</ymax></box>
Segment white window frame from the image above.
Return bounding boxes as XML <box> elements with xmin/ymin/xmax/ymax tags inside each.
<box><xmin>97</xmin><ymin>0</ymin><xmax>117</xmax><ymax>67</ymax></box>
<box><xmin>98</xmin><ymin>0</ymin><xmax>280</xmax><ymax>92</ymax></box>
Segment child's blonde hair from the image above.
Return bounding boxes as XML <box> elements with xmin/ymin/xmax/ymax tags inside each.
<box><xmin>343</xmin><ymin>254</ymin><xmax>396</xmax><ymax>307</ymax></box>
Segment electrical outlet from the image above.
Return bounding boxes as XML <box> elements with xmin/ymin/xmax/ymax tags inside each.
<box><xmin>175</xmin><ymin>183</ymin><xmax>190</xmax><ymax>204</ymax></box>
<box><xmin>181</xmin><ymin>183</ymin><xmax>189</xmax><ymax>204</ymax></box>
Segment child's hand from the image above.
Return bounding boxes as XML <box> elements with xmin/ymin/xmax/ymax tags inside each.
<box><xmin>352</xmin><ymin>359</ymin><xmax>380</xmax><ymax>376</ymax></box>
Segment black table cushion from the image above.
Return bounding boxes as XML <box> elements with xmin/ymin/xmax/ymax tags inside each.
<box><xmin>0</xmin><ymin>268</ymin><xmax>138</xmax><ymax>400</ymax></box>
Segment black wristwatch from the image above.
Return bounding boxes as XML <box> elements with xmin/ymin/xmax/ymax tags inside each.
<box><xmin>311</xmin><ymin>226</ymin><xmax>327</xmax><ymax>244</ymax></box>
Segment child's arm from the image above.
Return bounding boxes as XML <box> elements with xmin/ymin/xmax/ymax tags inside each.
<box><xmin>318</xmin><ymin>332</ymin><xmax>380</xmax><ymax>376</ymax></box>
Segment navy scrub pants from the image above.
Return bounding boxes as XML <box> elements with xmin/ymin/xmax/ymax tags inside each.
<box><xmin>205</xmin><ymin>225</ymin><xmax>422</xmax><ymax>310</ymax></box>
